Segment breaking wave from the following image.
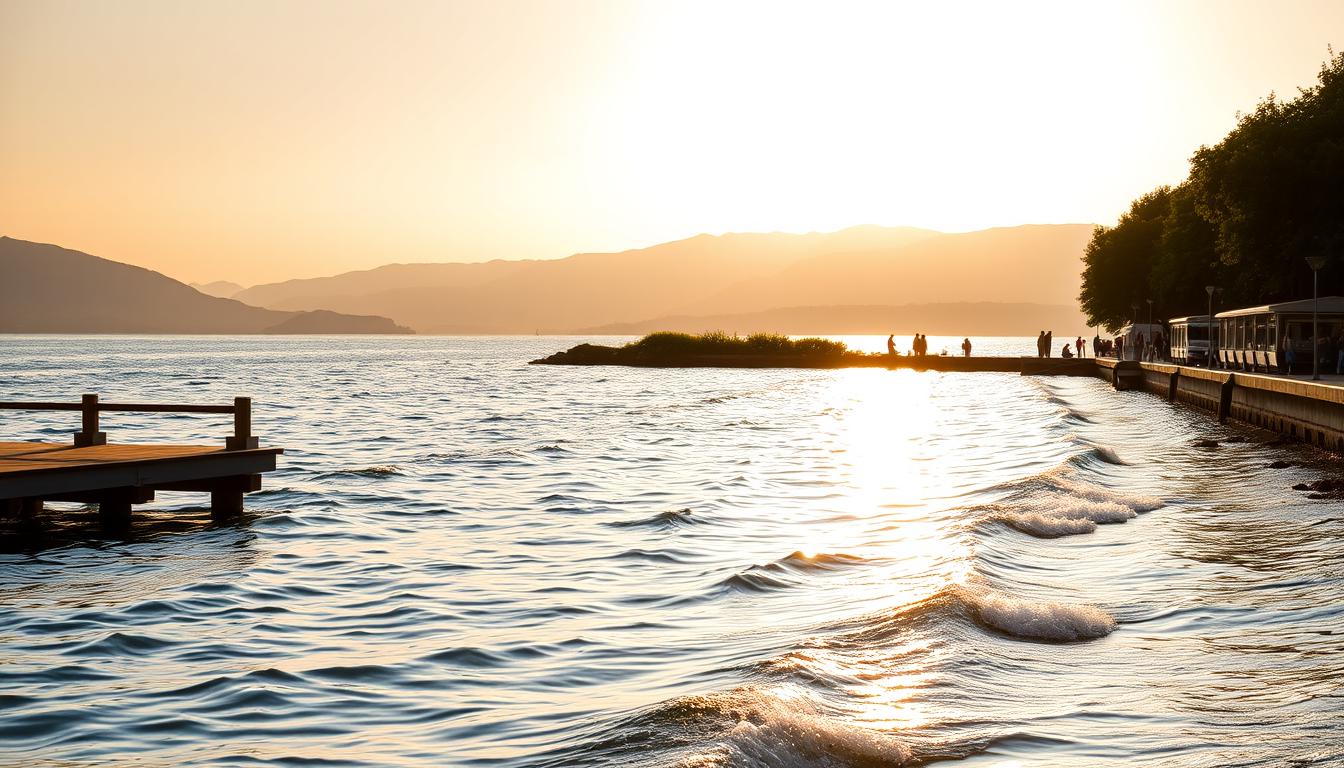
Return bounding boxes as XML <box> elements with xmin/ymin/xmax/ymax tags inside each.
<box><xmin>960</xmin><ymin>587</ymin><xmax>1117</xmax><ymax>642</ymax></box>
<box><xmin>635</xmin><ymin>688</ymin><xmax>912</xmax><ymax>768</ymax></box>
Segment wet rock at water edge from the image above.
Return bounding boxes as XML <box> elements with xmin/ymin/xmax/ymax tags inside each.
<box><xmin>1193</xmin><ymin>439</ymin><xmax>1220</xmax><ymax>448</ymax></box>
<box><xmin>1295</xmin><ymin>478</ymin><xmax>1344</xmax><ymax>499</ymax></box>
<box><xmin>1268</xmin><ymin>460</ymin><xmax>1297</xmax><ymax>469</ymax></box>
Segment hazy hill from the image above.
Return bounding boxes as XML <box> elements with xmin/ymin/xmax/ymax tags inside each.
<box><xmin>682</xmin><ymin>225</ymin><xmax>1094</xmax><ymax>316</ymax></box>
<box><xmin>233</xmin><ymin>260</ymin><xmax>537</xmax><ymax>311</ymax></box>
<box><xmin>189</xmin><ymin>280</ymin><xmax>245</xmax><ymax>298</ymax></box>
<box><xmin>236</xmin><ymin>226</ymin><xmax>942</xmax><ymax>332</ymax></box>
<box><xmin>0</xmin><ymin>237</ymin><xmax>411</xmax><ymax>334</ymax></box>
<box><xmin>233</xmin><ymin>224</ymin><xmax>1091</xmax><ymax>333</ymax></box>
<box><xmin>580</xmin><ymin>302</ymin><xmax>1091</xmax><ymax>337</ymax></box>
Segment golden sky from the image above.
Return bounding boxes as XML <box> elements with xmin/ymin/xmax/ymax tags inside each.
<box><xmin>2</xmin><ymin>0</ymin><xmax>1342</xmax><ymax>285</ymax></box>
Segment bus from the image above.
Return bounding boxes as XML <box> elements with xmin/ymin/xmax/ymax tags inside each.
<box><xmin>1168</xmin><ymin>315</ymin><xmax>1217</xmax><ymax>366</ymax></box>
<box><xmin>1112</xmin><ymin>323</ymin><xmax>1164</xmax><ymax>361</ymax></box>
<box><xmin>1215</xmin><ymin>296</ymin><xmax>1344</xmax><ymax>373</ymax></box>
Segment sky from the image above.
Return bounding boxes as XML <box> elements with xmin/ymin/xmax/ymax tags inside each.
<box><xmin>2</xmin><ymin>0</ymin><xmax>1342</xmax><ymax>286</ymax></box>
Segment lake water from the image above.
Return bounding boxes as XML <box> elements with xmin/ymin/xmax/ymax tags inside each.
<box><xmin>1</xmin><ymin>336</ymin><xmax>1341</xmax><ymax>767</ymax></box>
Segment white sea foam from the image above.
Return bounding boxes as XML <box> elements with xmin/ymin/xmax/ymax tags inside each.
<box><xmin>1004</xmin><ymin>512</ymin><xmax>1097</xmax><ymax>538</ymax></box>
<box><xmin>1051</xmin><ymin>476</ymin><xmax>1164</xmax><ymax>512</ymax></box>
<box><xmin>1050</xmin><ymin>499</ymin><xmax>1137</xmax><ymax>523</ymax></box>
<box><xmin>672</xmin><ymin>688</ymin><xmax>910</xmax><ymax>768</ymax></box>
<box><xmin>963</xmin><ymin>588</ymin><xmax>1116</xmax><ymax>642</ymax></box>
<box><xmin>1001</xmin><ymin>499</ymin><xmax>1136</xmax><ymax>538</ymax></box>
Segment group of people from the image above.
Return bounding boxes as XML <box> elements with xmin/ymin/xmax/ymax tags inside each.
<box><xmin>884</xmin><ymin>334</ymin><xmax>973</xmax><ymax>357</ymax></box>
<box><xmin>1035</xmin><ymin>331</ymin><xmax>1090</xmax><ymax>359</ymax></box>
<box><xmin>887</xmin><ymin>333</ymin><xmax>933</xmax><ymax>356</ymax></box>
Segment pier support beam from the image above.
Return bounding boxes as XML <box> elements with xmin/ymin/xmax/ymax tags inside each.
<box><xmin>98</xmin><ymin>498</ymin><xmax>132</xmax><ymax>526</ymax></box>
<box><xmin>2</xmin><ymin>498</ymin><xmax>41</xmax><ymax>519</ymax></box>
<box><xmin>210</xmin><ymin>489</ymin><xmax>245</xmax><ymax>520</ymax></box>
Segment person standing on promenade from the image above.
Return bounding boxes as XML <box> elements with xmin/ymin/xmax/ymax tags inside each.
<box><xmin>1036</xmin><ymin>331</ymin><xmax>1045</xmax><ymax>357</ymax></box>
<box><xmin>1075</xmin><ymin>336</ymin><xmax>1084</xmax><ymax>358</ymax></box>
<box><xmin>1045</xmin><ymin>331</ymin><xmax>1053</xmax><ymax>357</ymax></box>
<box><xmin>962</xmin><ymin>338</ymin><xmax>972</xmax><ymax>357</ymax></box>
<box><xmin>887</xmin><ymin>334</ymin><xmax>896</xmax><ymax>356</ymax></box>
<box><xmin>912</xmin><ymin>333</ymin><xmax>921</xmax><ymax>357</ymax></box>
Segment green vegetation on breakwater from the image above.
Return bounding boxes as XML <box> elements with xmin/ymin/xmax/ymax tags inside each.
<box><xmin>626</xmin><ymin>331</ymin><xmax>849</xmax><ymax>356</ymax></box>
<box><xmin>530</xmin><ymin>331</ymin><xmax>852</xmax><ymax>367</ymax></box>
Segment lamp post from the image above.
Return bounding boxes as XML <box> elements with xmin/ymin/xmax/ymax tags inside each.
<box><xmin>1205</xmin><ymin>285</ymin><xmax>1216</xmax><ymax>369</ymax></box>
<box><xmin>1306</xmin><ymin>255</ymin><xmax>1327</xmax><ymax>380</ymax></box>
<box><xmin>1147</xmin><ymin>299</ymin><xmax>1155</xmax><ymax>361</ymax></box>
<box><xmin>1130</xmin><ymin>303</ymin><xmax>1139</xmax><ymax>361</ymax></box>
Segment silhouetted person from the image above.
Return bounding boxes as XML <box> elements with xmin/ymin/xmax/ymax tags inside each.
<box><xmin>887</xmin><ymin>334</ymin><xmax>896</xmax><ymax>356</ymax></box>
<box><xmin>1045</xmin><ymin>330</ymin><xmax>1053</xmax><ymax>357</ymax></box>
<box><xmin>1061</xmin><ymin>343</ymin><xmax>1074</xmax><ymax>358</ymax></box>
<box><xmin>1036</xmin><ymin>331</ymin><xmax>1046</xmax><ymax>358</ymax></box>
<box><xmin>962</xmin><ymin>337</ymin><xmax>972</xmax><ymax>357</ymax></box>
<box><xmin>1075</xmin><ymin>336</ymin><xmax>1084</xmax><ymax>358</ymax></box>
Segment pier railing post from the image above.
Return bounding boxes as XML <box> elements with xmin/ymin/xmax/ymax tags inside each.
<box><xmin>73</xmin><ymin>393</ymin><xmax>107</xmax><ymax>447</ymax></box>
<box><xmin>225</xmin><ymin>396</ymin><xmax>259</xmax><ymax>450</ymax></box>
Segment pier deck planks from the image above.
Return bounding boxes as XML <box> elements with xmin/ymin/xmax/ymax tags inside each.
<box><xmin>0</xmin><ymin>441</ymin><xmax>282</xmax><ymax>516</ymax></box>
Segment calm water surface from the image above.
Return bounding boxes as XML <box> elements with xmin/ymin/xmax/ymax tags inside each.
<box><xmin>1</xmin><ymin>336</ymin><xmax>1341</xmax><ymax>767</ymax></box>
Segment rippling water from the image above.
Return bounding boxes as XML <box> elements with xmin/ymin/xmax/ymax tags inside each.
<box><xmin>2</xmin><ymin>336</ymin><xmax>1342</xmax><ymax>767</ymax></box>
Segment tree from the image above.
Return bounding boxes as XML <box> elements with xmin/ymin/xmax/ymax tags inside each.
<box><xmin>1080</xmin><ymin>50</ymin><xmax>1344</xmax><ymax>328</ymax></box>
<box><xmin>1079</xmin><ymin>187</ymin><xmax>1170</xmax><ymax>331</ymax></box>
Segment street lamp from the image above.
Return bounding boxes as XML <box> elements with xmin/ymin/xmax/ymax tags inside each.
<box><xmin>1147</xmin><ymin>299</ymin><xmax>1154</xmax><ymax>361</ymax></box>
<box><xmin>1128</xmin><ymin>303</ymin><xmax>1139</xmax><ymax>360</ymax></box>
<box><xmin>1306</xmin><ymin>255</ymin><xmax>1327</xmax><ymax>380</ymax></box>
<box><xmin>1205</xmin><ymin>285</ymin><xmax>1216</xmax><ymax>369</ymax></box>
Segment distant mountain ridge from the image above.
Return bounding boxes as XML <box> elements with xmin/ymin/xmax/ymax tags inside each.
<box><xmin>234</xmin><ymin>224</ymin><xmax>1093</xmax><ymax>333</ymax></box>
<box><xmin>0</xmin><ymin>237</ymin><xmax>411</xmax><ymax>334</ymax></box>
<box><xmin>189</xmin><ymin>280</ymin><xmax>245</xmax><ymax>298</ymax></box>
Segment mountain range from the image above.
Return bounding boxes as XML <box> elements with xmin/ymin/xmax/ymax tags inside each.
<box><xmin>0</xmin><ymin>237</ymin><xmax>410</xmax><ymax>334</ymax></box>
<box><xmin>231</xmin><ymin>224</ymin><xmax>1094</xmax><ymax>334</ymax></box>
<box><xmin>2</xmin><ymin>224</ymin><xmax>1094</xmax><ymax>335</ymax></box>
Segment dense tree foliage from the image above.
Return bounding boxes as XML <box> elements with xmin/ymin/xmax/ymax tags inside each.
<box><xmin>1081</xmin><ymin>51</ymin><xmax>1344</xmax><ymax>331</ymax></box>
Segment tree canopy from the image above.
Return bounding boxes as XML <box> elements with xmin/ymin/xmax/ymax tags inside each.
<box><xmin>1080</xmin><ymin>51</ymin><xmax>1344</xmax><ymax>331</ymax></box>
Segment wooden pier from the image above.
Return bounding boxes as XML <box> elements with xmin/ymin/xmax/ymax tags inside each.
<box><xmin>0</xmin><ymin>395</ymin><xmax>282</xmax><ymax>525</ymax></box>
